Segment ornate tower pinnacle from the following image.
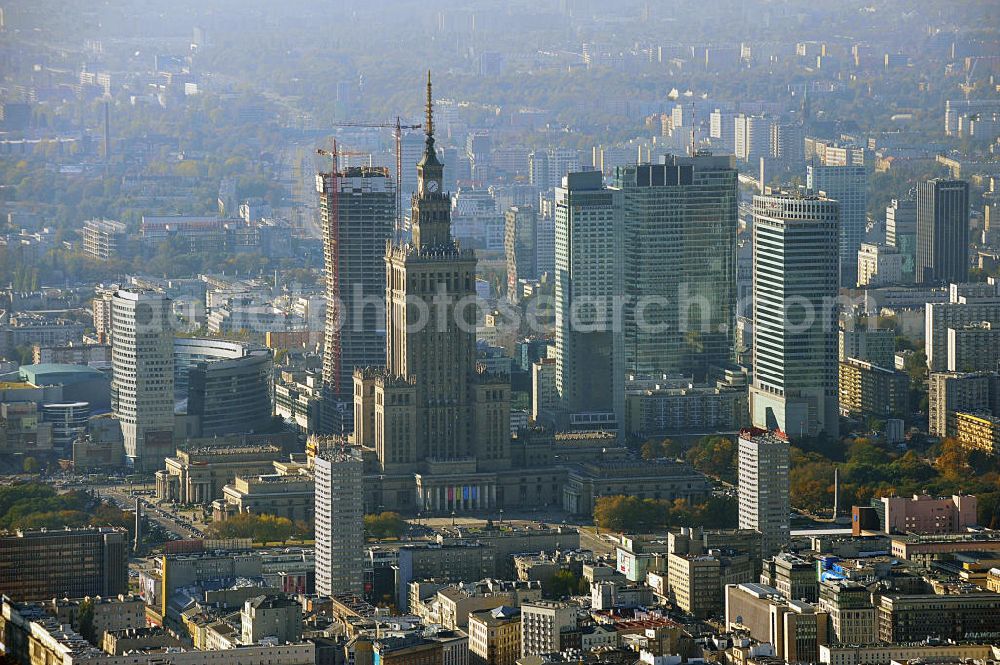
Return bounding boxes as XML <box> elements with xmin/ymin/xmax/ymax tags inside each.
<box><xmin>425</xmin><ymin>70</ymin><xmax>434</xmax><ymax>140</ymax></box>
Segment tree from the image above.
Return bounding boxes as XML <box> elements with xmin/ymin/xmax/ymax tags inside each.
<box><xmin>205</xmin><ymin>513</ymin><xmax>301</xmax><ymax>542</ymax></box>
<box><xmin>77</xmin><ymin>598</ymin><xmax>96</xmax><ymax>644</ymax></box>
<box><xmin>641</xmin><ymin>438</ymin><xmax>680</xmax><ymax>460</ymax></box>
<box><xmin>935</xmin><ymin>438</ymin><xmax>971</xmax><ymax>479</ymax></box>
<box><xmin>22</xmin><ymin>457</ymin><xmax>40</xmax><ymax>474</ymax></box>
<box><xmin>685</xmin><ymin>435</ymin><xmax>737</xmax><ymax>483</ymax></box>
<box><xmin>364</xmin><ymin>512</ymin><xmax>407</xmax><ymax>540</ymax></box>
<box><xmin>546</xmin><ymin>569</ymin><xmax>581</xmax><ymax>599</ymax></box>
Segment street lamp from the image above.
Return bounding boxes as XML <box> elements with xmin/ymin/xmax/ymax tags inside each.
<box><xmin>499</xmin><ymin>508</ymin><xmax>504</xmax><ymax>524</ymax></box>
<box><xmin>451</xmin><ymin>510</ymin><xmax>456</xmax><ymax>527</ymax></box>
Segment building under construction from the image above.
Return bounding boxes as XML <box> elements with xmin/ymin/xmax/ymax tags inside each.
<box><xmin>318</xmin><ymin>163</ymin><xmax>395</xmax><ymax>434</ymax></box>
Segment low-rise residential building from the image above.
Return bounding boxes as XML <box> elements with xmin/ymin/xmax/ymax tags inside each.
<box><xmin>240</xmin><ymin>595</ymin><xmax>302</xmax><ymax>645</ymax></box>
<box><xmin>838</xmin><ymin>359</ymin><xmax>909</xmax><ymax>419</ymax></box>
<box><xmin>0</xmin><ymin>597</ymin><xmax>316</xmax><ymax>665</ymax></box>
<box><xmin>46</xmin><ymin>595</ymin><xmax>146</xmax><ymax>643</ymax></box>
<box><xmin>469</xmin><ymin>606</ymin><xmax>521</xmax><ymax>665</ymax></box>
<box><xmin>817</xmin><ymin>580</ymin><xmax>876</xmax><ymax>645</ymax></box>
<box><xmin>519</xmin><ymin>601</ymin><xmax>578</xmax><ymax>657</ymax></box>
<box><xmin>955</xmin><ymin>411</ymin><xmax>1000</xmax><ymax>455</ymax></box>
<box><xmin>820</xmin><ymin>643</ymin><xmax>997</xmax><ymax>665</ymax></box>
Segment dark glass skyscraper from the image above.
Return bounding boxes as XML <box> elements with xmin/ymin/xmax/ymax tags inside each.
<box><xmin>615</xmin><ymin>154</ymin><xmax>738</xmax><ymax>379</ymax></box>
<box><xmin>916</xmin><ymin>178</ymin><xmax>970</xmax><ymax>285</ymax></box>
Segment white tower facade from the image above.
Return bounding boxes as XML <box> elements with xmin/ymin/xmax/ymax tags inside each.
<box><xmin>111</xmin><ymin>289</ymin><xmax>174</xmax><ymax>471</ymax></box>
<box><xmin>749</xmin><ymin>192</ymin><xmax>840</xmax><ymax>440</ymax></box>
<box><xmin>738</xmin><ymin>428</ymin><xmax>790</xmax><ymax>555</ymax></box>
<box><xmin>314</xmin><ymin>447</ymin><xmax>364</xmax><ymax>597</ymax></box>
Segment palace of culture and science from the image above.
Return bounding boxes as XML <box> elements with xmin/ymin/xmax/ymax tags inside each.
<box><xmin>341</xmin><ymin>75</ymin><xmax>709</xmax><ymax>517</ymax></box>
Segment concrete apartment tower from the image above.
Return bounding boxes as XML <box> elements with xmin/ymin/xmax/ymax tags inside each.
<box><xmin>314</xmin><ymin>446</ymin><xmax>364</xmax><ymax>597</ymax></box>
<box><xmin>749</xmin><ymin>192</ymin><xmax>840</xmax><ymax>440</ymax></box>
<box><xmin>738</xmin><ymin>428</ymin><xmax>791</xmax><ymax>555</ymax></box>
<box><xmin>111</xmin><ymin>288</ymin><xmax>174</xmax><ymax>471</ymax></box>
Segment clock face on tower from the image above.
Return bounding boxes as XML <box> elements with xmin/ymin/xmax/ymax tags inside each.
<box><xmin>427</xmin><ymin>180</ymin><xmax>439</xmax><ymax>193</ymax></box>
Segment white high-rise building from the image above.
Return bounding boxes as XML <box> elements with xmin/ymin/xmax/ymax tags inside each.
<box><xmin>738</xmin><ymin>428</ymin><xmax>790</xmax><ymax>555</ymax></box>
<box><xmin>554</xmin><ymin>171</ymin><xmax>624</xmax><ymax>429</ymax></box>
<box><xmin>111</xmin><ymin>289</ymin><xmax>174</xmax><ymax>471</ymax></box>
<box><xmin>807</xmin><ymin>163</ymin><xmax>867</xmax><ymax>286</ymax></box>
<box><xmin>734</xmin><ymin>113</ymin><xmax>771</xmax><ymax>164</ymax></box>
<box><xmin>749</xmin><ymin>192</ymin><xmax>840</xmax><ymax>439</ymax></box>
<box><xmin>314</xmin><ymin>447</ymin><xmax>364</xmax><ymax>597</ymax></box>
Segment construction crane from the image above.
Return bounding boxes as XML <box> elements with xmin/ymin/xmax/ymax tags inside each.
<box><xmin>331</xmin><ymin>117</ymin><xmax>422</xmax><ymax>232</ymax></box>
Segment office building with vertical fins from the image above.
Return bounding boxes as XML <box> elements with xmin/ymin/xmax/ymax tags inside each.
<box><xmin>111</xmin><ymin>288</ymin><xmax>175</xmax><ymax>471</ymax></box>
<box><xmin>314</xmin><ymin>446</ymin><xmax>364</xmax><ymax>597</ymax></box>
<box><xmin>614</xmin><ymin>153</ymin><xmax>738</xmax><ymax>379</ymax></box>
<box><xmin>319</xmin><ymin>163</ymin><xmax>394</xmax><ymax>434</ymax></box>
<box><xmin>553</xmin><ymin>170</ymin><xmax>624</xmax><ymax>429</ymax></box>
<box><xmin>749</xmin><ymin>192</ymin><xmax>840</xmax><ymax>440</ymax></box>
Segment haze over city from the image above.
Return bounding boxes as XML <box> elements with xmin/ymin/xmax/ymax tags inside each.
<box><xmin>1</xmin><ymin>1</ymin><xmax>1000</xmax><ymax>664</ymax></box>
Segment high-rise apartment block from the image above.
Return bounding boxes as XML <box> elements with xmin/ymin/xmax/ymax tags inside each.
<box><xmin>0</xmin><ymin>527</ymin><xmax>128</xmax><ymax>601</ymax></box>
<box><xmin>528</xmin><ymin>148</ymin><xmax>581</xmax><ymax>193</ymax></box>
<box><xmin>111</xmin><ymin>288</ymin><xmax>175</xmax><ymax>471</ymax></box>
<box><xmin>554</xmin><ymin>171</ymin><xmax>624</xmax><ymax>427</ymax></box>
<box><xmin>82</xmin><ymin>219</ymin><xmax>128</xmax><ymax>260</ymax></box>
<box><xmin>857</xmin><ymin>242</ymin><xmax>902</xmax><ymax>287</ymax></box>
<box><xmin>807</xmin><ymin>163</ymin><xmax>867</xmax><ymax>286</ymax></box>
<box><xmin>319</xmin><ymin>165</ymin><xmax>394</xmax><ymax>433</ymax></box>
<box><xmin>839</xmin><ymin>327</ymin><xmax>895</xmax><ymax>368</ymax></box>
<box><xmin>924</xmin><ymin>283</ymin><xmax>1000</xmax><ymax>371</ymax></box>
<box><xmin>749</xmin><ymin>192</ymin><xmax>840</xmax><ymax>439</ymax></box>
<box><xmin>928</xmin><ymin>371</ymin><xmax>1000</xmax><ymax>438</ymax></box>
<box><xmin>737</xmin><ymin>429</ymin><xmax>791</xmax><ymax>555</ymax></box>
<box><xmin>314</xmin><ymin>447</ymin><xmax>364</xmax><ymax>597</ymax></box>
<box><xmin>734</xmin><ymin>114</ymin><xmax>771</xmax><ymax>164</ymax></box>
<box><xmin>916</xmin><ymin>179</ymin><xmax>970</xmax><ymax>285</ymax></box>
<box><xmin>614</xmin><ymin>154</ymin><xmax>737</xmax><ymax>379</ymax></box>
